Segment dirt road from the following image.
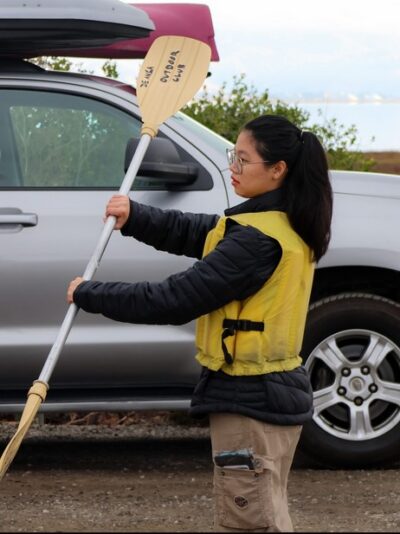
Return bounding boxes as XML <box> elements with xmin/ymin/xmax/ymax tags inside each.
<box><xmin>1</xmin><ymin>421</ymin><xmax>399</xmax><ymax>532</ymax></box>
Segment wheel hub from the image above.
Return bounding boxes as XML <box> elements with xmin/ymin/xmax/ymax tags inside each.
<box><xmin>339</xmin><ymin>367</ymin><xmax>376</xmax><ymax>401</ymax></box>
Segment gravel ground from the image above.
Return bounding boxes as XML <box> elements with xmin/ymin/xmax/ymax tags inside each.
<box><xmin>0</xmin><ymin>419</ymin><xmax>399</xmax><ymax>532</ymax></box>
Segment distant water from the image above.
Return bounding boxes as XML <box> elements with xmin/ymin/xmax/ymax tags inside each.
<box><xmin>298</xmin><ymin>102</ymin><xmax>400</xmax><ymax>152</ymax></box>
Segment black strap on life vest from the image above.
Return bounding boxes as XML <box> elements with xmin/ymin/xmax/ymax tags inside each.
<box><xmin>221</xmin><ymin>318</ymin><xmax>265</xmax><ymax>365</ymax></box>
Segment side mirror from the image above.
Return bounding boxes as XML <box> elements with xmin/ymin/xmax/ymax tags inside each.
<box><xmin>124</xmin><ymin>137</ymin><xmax>198</xmax><ymax>186</ymax></box>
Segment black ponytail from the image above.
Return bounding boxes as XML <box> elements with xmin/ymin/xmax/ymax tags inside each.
<box><xmin>243</xmin><ymin>115</ymin><xmax>333</xmax><ymax>262</ymax></box>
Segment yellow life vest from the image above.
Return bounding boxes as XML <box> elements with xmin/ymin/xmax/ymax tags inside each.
<box><xmin>195</xmin><ymin>211</ymin><xmax>315</xmax><ymax>375</ymax></box>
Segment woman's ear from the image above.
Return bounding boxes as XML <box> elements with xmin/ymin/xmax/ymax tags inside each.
<box><xmin>272</xmin><ymin>160</ymin><xmax>288</xmax><ymax>182</ymax></box>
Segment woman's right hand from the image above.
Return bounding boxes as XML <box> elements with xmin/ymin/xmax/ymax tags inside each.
<box><xmin>105</xmin><ymin>194</ymin><xmax>131</xmax><ymax>229</ymax></box>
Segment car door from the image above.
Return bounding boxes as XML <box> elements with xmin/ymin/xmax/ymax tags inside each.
<box><xmin>0</xmin><ymin>81</ymin><xmax>227</xmax><ymax>399</ymax></box>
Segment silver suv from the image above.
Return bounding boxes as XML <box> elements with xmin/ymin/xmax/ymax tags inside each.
<box><xmin>1</xmin><ymin>0</ymin><xmax>399</xmax><ymax>469</ymax></box>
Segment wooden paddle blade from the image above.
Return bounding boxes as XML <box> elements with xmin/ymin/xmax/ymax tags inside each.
<box><xmin>137</xmin><ymin>35</ymin><xmax>211</xmax><ymax>137</ymax></box>
<box><xmin>0</xmin><ymin>380</ymin><xmax>48</xmax><ymax>481</ymax></box>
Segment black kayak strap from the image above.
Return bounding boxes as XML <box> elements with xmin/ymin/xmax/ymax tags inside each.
<box><xmin>221</xmin><ymin>319</ymin><xmax>264</xmax><ymax>365</ymax></box>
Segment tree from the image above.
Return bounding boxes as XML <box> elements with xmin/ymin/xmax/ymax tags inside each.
<box><xmin>183</xmin><ymin>74</ymin><xmax>374</xmax><ymax>172</ymax></box>
<box><xmin>31</xmin><ymin>56</ymin><xmax>95</xmax><ymax>75</ymax></box>
<box><xmin>31</xmin><ymin>56</ymin><xmax>73</xmax><ymax>72</ymax></box>
<box><xmin>102</xmin><ymin>60</ymin><xmax>119</xmax><ymax>79</ymax></box>
<box><xmin>30</xmin><ymin>57</ymin><xmax>120</xmax><ymax>77</ymax></box>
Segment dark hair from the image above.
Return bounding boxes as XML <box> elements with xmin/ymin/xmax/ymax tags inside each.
<box><xmin>243</xmin><ymin>114</ymin><xmax>333</xmax><ymax>262</ymax></box>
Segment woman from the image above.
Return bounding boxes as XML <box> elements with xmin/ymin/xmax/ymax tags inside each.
<box><xmin>67</xmin><ymin>114</ymin><xmax>333</xmax><ymax>532</ymax></box>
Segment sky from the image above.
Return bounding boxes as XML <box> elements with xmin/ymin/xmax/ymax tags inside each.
<box><xmin>107</xmin><ymin>0</ymin><xmax>400</xmax><ymax>102</ymax></box>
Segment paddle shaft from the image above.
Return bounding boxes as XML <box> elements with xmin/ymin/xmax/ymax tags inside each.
<box><xmin>38</xmin><ymin>133</ymin><xmax>152</xmax><ymax>384</ymax></box>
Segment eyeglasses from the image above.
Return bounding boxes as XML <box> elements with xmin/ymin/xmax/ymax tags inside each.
<box><xmin>226</xmin><ymin>148</ymin><xmax>271</xmax><ymax>175</ymax></box>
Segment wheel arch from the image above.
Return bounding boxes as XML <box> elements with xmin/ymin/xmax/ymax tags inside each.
<box><xmin>311</xmin><ymin>266</ymin><xmax>400</xmax><ymax>305</ymax></box>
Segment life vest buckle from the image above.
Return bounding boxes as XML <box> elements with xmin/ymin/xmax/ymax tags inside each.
<box><xmin>221</xmin><ymin>319</ymin><xmax>265</xmax><ymax>365</ymax></box>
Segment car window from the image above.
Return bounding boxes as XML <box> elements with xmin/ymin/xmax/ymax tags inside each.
<box><xmin>0</xmin><ymin>89</ymin><xmax>141</xmax><ymax>189</ymax></box>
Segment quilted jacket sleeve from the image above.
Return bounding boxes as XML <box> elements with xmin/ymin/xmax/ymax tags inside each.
<box><xmin>120</xmin><ymin>200</ymin><xmax>219</xmax><ymax>259</ymax></box>
<box><xmin>73</xmin><ymin>221</ymin><xmax>282</xmax><ymax>326</ymax></box>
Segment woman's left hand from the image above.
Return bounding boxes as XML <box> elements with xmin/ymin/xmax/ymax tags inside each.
<box><xmin>67</xmin><ymin>276</ymin><xmax>85</xmax><ymax>304</ymax></box>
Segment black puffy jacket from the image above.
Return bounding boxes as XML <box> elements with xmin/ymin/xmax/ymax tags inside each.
<box><xmin>74</xmin><ymin>187</ymin><xmax>313</xmax><ymax>425</ymax></box>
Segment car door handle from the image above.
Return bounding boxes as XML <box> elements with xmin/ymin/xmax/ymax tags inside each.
<box><xmin>0</xmin><ymin>208</ymin><xmax>38</xmax><ymax>227</ymax></box>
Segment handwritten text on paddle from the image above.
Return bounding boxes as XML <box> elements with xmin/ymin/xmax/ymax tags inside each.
<box><xmin>138</xmin><ymin>50</ymin><xmax>187</xmax><ymax>88</ymax></box>
<box><xmin>160</xmin><ymin>50</ymin><xmax>186</xmax><ymax>83</ymax></box>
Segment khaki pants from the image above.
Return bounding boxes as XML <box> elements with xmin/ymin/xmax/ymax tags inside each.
<box><xmin>210</xmin><ymin>413</ymin><xmax>302</xmax><ymax>532</ymax></box>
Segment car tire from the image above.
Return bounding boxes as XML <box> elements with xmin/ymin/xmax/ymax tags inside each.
<box><xmin>299</xmin><ymin>292</ymin><xmax>400</xmax><ymax>468</ymax></box>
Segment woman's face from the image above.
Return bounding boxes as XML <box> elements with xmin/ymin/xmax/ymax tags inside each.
<box><xmin>229</xmin><ymin>130</ymin><xmax>286</xmax><ymax>198</ymax></box>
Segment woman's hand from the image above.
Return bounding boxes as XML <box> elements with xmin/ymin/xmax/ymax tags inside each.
<box><xmin>67</xmin><ymin>276</ymin><xmax>85</xmax><ymax>304</ymax></box>
<box><xmin>105</xmin><ymin>194</ymin><xmax>131</xmax><ymax>229</ymax></box>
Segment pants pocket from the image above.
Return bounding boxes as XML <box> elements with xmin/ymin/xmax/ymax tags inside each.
<box><xmin>214</xmin><ymin>465</ymin><xmax>273</xmax><ymax>530</ymax></box>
